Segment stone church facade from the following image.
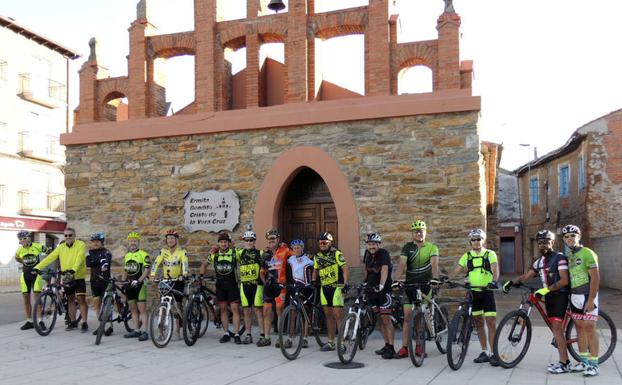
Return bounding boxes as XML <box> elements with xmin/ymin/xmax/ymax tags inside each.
<box><xmin>62</xmin><ymin>0</ymin><xmax>492</xmax><ymax>275</ymax></box>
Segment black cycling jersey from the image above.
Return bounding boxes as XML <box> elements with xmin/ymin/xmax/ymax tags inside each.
<box><xmin>86</xmin><ymin>248</ymin><xmax>112</xmax><ymax>282</ymax></box>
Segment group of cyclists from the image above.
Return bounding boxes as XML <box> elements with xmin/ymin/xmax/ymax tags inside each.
<box><xmin>13</xmin><ymin>220</ymin><xmax>602</xmax><ymax>376</ymax></box>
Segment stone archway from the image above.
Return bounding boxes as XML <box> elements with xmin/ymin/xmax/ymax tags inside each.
<box><xmin>253</xmin><ymin>146</ymin><xmax>360</xmax><ymax>265</ymax></box>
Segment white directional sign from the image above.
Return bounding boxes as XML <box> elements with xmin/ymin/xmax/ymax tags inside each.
<box><xmin>183</xmin><ymin>190</ymin><xmax>240</xmax><ymax>233</ymax></box>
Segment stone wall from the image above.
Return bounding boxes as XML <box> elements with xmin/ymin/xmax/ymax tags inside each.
<box><xmin>65</xmin><ymin>111</ymin><xmax>484</xmax><ymax>276</ymax></box>
<box><xmin>592</xmin><ymin>235</ymin><xmax>622</xmax><ymax>290</ymax></box>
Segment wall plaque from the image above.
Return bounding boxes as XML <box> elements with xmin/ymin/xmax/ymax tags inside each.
<box><xmin>183</xmin><ymin>190</ymin><xmax>240</xmax><ymax>232</ymax></box>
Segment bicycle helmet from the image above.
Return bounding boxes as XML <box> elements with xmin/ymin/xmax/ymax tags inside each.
<box><xmin>17</xmin><ymin>230</ymin><xmax>32</xmax><ymax>239</ymax></box>
<box><xmin>468</xmin><ymin>228</ymin><xmax>486</xmax><ymax>240</ymax></box>
<box><xmin>127</xmin><ymin>231</ymin><xmax>141</xmax><ymax>240</ymax></box>
<box><xmin>561</xmin><ymin>224</ymin><xmax>581</xmax><ymax>235</ymax></box>
<box><xmin>410</xmin><ymin>220</ymin><xmax>427</xmax><ymax>231</ymax></box>
<box><xmin>217</xmin><ymin>232</ymin><xmax>232</xmax><ymax>242</ymax></box>
<box><xmin>90</xmin><ymin>232</ymin><xmax>105</xmax><ymax>242</ymax></box>
<box><xmin>265</xmin><ymin>229</ymin><xmax>280</xmax><ymax>239</ymax></box>
<box><xmin>242</xmin><ymin>231</ymin><xmax>256</xmax><ymax>241</ymax></box>
<box><xmin>536</xmin><ymin>229</ymin><xmax>555</xmax><ymax>241</ymax></box>
<box><xmin>290</xmin><ymin>239</ymin><xmax>304</xmax><ymax>247</ymax></box>
<box><xmin>366</xmin><ymin>233</ymin><xmax>382</xmax><ymax>243</ymax></box>
<box><xmin>318</xmin><ymin>232</ymin><xmax>334</xmax><ymax>242</ymax></box>
<box><xmin>165</xmin><ymin>229</ymin><xmax>179</xmax><ymax>238</ymax></box>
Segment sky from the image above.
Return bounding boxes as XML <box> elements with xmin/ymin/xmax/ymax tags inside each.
<box><xmin>2</xmin><ymin>0</ymin><xmax>622</xmax><ymax>170</ymax></box>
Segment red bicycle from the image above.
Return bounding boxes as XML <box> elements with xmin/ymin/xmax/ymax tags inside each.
<box><xmin>493</xmin><ymin>283</ymin><xmax>617</xmax><ymax>368</ymax></box>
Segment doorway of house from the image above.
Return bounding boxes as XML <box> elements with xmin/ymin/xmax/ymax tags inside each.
<box><xmin>281</xmin><ymin>168</ymin><xmax>337</xmax><ymax>255</ymax></box>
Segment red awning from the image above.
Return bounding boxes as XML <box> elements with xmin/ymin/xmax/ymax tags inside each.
<box><xmin>0</xmin><ymin>216</ymin><xmax>66</xmax><ymax>233</ymax></box>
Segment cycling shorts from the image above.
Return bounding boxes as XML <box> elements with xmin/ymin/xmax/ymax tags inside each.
<box><xmin>471</xmin><ymin>290</ymin><xmax>496</xmax><ymax>317</ymax></box>
<box><xmin>570</xmin><ymin>293</ymin><xmax>599</xmax><ymax>322</ymax></box>
<box><xmin>64</xmin><ymin>279</ymin><xmax>87</xmax><ymax>296</ymax></box>
<box><xmin>216</xmin><ymin>279</ymin><xmax>240</xmax><ymax>305</ymax></box>
<box><xmin>544</xmin><ymin>292</ymin><xmax>568</xmax><ymax>322</ymax></box>
<box><xmin>240</xmin><ymin>283</ymin><xmax>263</xmax><ymax>308</ymax></box>
<box><xmin>125</xmin><ymin>281</ymin><xmax>147</xmax><ymax>303</ymax></box>
<box><xmin>320</xmin><ymin>285</ymin><xmax>344</xmax><ymax>307</ymax></box>
<box><xmin>369</xmin><ymin>292</ymin><xmax>392</xmax><ymax>315</ymax></box>
<box><xmin>403</xmin><ymin>284</ymin><xmax>431</xmax><ymax>306</ymax></box>
<box><xmin>20</xmin><ymin>272</ymin><xmax>43</xmax><ymax>294</ymax></box>
<box><xmin>90</xmin><ymin>279</ymin><xmax>107</xmax><ymax>298</ymax></box>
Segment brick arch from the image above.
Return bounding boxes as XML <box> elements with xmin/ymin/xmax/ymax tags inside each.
<box><xmin>219</xmin><ymin>25</ymin><xmax>247</xmax><ymax>50</ymax></box>
<box><xmin>148</xmin><ymin>32</ymin><xmax>196</xmax><ymax>59</ymax></box>
<box><xmin>395</xmin><ymin>41</ymin><xmax>438</xmax><ymax>72</ymax></box>
<box><xmin>312</xmin><ymin>8</ymin><xmax>367</xmax><ymax>40</ymax></box>
<box><xmin>257</xmin><ymin>22</ymin><xmax>287</xmax><ymax>44</ymax></box>
<box><xmin>253</xmin><ymin>146</ymin><xmax>360</xmax><ymax>266</ymax></box>
<box><xmin>96</xmin><ymin>76</ymin><xmax>129</xmax><ymax>105</ymax></box>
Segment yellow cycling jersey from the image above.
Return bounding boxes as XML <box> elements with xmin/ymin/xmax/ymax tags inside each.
<box><xmin>35</xmin><ymin>240</ymin><xmax>88</xmax><ymax>279</ymax></box>
<box><xmin>151</xmin><ymin>247</ymin><xmax>188</xmax><ymax>279</ymax></box>
<box><xmin>15</xmin><ymin>242</ymin><xmax>47</xmax><ymax>269</ymax></box>
<box><xmin>313</xmin><ymin>249</ymin><xmax>346</xmax><ymax>286</ymax></box>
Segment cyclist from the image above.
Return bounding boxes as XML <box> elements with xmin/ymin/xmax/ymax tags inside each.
<box><xmin>447</xmin><ymin>228</ymin><xmax>500</xmax><ymax>366</ymax></box>
<box><xmin>236</xmin><ymin>229</ymin><xmax>265</xmax><ymax>345</ymax></box>
<box><xmin>363</xmin><ymin>233</ymin><xmax>394</xmax><ymax>359</ymax></box>
<box><xmin>503</xmin><ymin>229</ymin><xmax>570</xmax><ymax>373</ymax></box>
<box><xmin>391</xmin><ymin>220</ymin><xmax>439</xmax><ymax>359</ymax></box>
<box><xmin>312</xmin><ymin>232</ymin><xmax>349</xmax><ymax>351</ymax></box>
<box><xmin>14</xmin><ymin>230</ymin><xmax>47</xmax><ymax>330</ymax></box>
<box><xmin>285</xmin><ymin>238</ymin><xmax>314</xmax><ymax>348</ymax></box>
<box><xmin>200</xmin><ymin>232</ymin><xmax>241</xmax><ymax>344</ymax></box>
<box><xmin>86</xmin><ymin>232</ymin><xmax>113</xmax><ymax>336</ymax></box>
<box><xmin>562</xmin><ymin>224</ymin><xmax>600</xmax><ymax>377</ymax></box>
<box><xmin>122</xmin><ymin>231</ymin><xmax>150</xmax><ymax>341</ymax></box>
<box><xmin>33</xmin><ymin>227</ymin><xmax>89</xmax><ymax>332</ymax></box>
<box><xmin>151</xmin><ymin>229</ymin><xmax>189</xmax><ymax>340</ymax></box>
<box><xmin>258</xmin><ymin>229</ymin><xmax>292</xmax><ymax>347</ymax></box>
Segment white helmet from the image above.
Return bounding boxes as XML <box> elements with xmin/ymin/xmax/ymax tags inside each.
<box><xmin>468</xmin><ymin>229</ymin><xmax>486</xmax><ymax>240</ymax></box>
<box><xmin>242</xmin><ymin>231</ymin><xmax>256</xmax><ymax>241</ymax></box>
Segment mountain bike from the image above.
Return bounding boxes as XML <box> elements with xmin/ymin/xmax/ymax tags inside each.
<box><xmin>32</xmin><ymin>270</ymin><xmax>82</xmax><ymax>336</ymax></box>
<box><xmin>445</xmin><ymin>281</ymin><xmax>497</xmax><ymax>370</ymax></box>
<box><xmin>182</xmin><ymin>275</ymin><xmax>218</xmax><ymax>346</ymax></box>
<box><xmin>493</xmin><ymin>282</ymin><xmax>617</xmax><ymax>368</ymax></box>
<box><xmin>94</xmin><ymin>275</ymin><xmax>131</xmax><ymax>345</ymax></box>
<box><xmin>278</xmin><ymin>284</ymin><xmax>328</xmax><ymax>360</ymax></box>
<box><xmin>149</xmin><ymin>277</ymin><xmax>187</xmax><ymax>348</ymax></box>
<box><xmin>336</xmin><ymin>283</ymin><xmax>376</xmax><ymax>364</ymax></box>
<box><xmin>402</xmin><ymin>282</ymin><xmax>450</xmax><ymax>367</ymax></box>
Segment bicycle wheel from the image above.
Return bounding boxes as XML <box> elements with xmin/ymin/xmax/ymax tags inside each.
<box><xmin>312</xmin><ymin>305</ymin><xmax>328</xmax><ymax>348</ymax></box>
<box><xmin>358</xmin><ymin>309</ymin><xmax>375</xmax><ymax>350</ymax></box>
<box><xmin>96</xmin><ymin>296</ymin><xmax>113</xmax><ymax>345</ymax></box>
<box><xmin>33</xmin><ymin>292</ymin><xmax>57</xmax><ymax>336</ymax></box>
<box><xmin>408</xmin><ymin>311</ymin><xmax>426</xmax><ymax>367</ymax></box>
<box><xmin>183</xmin><ymin>298</ymin><xmax>202</xmax><ymax>346</ymax></box>
<box><xmin>150</xmin><ymin>305</ymin><xmax>174</xmax><ymax>348</ymax></box>
<box><xmin>121</xmin><ymin>301</ymin><xmax>135</xmax><ymax>333</ymax></box>
<box><xmin>565</xmin><ymin>310</ymin><xmax>617</xmax><ymax>364</ymax></box>
<box><xmin>434</xmin><ymin>305</ymin><xmax>449</xmax><ymax>354</ymax></box>
<box><xmin>337</xmin><ymin>313</ymin><xmax>359</xmax><ymax>364</ymax></box>
<box><xmin>493</xmin><ymin>310</ymin><xmax>532</xmax><ymax>368</ymax></box>
<box><xmin>199</xmin><ymin>301</ymin><xmax>212</xmax><ymax>338</ymax></box>
<box><xmin>446</xmin><ymin>309</ymin><xmax>472</xmax><ymax>370</ymax></box>
<box><xmin>278</xmin><ymin>305</ymin><xmax>304</xmax><ymax>360</ymax></box>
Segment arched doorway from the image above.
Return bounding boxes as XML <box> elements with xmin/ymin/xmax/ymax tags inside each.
<box><xmin>281</xmin><ymin>168</ymin><xmax>337</xmax><ymax>255</ymax></box>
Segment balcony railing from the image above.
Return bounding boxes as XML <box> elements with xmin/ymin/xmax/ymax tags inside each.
<box><xmin>18</xmin><ymin>73</ymin><xmax>66</xmax><ymax>107</ymax></box>
<box><xmin>18</xmin><ymin>131</ymin><xmax>63</xmax><ymax>162</ymax></box>
<box><xmin>18</xmin><ymin>190</ymin><xmax>65</xmax><ymax>214</ymax></box>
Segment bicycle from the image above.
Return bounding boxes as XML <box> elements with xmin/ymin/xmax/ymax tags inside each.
<box><xmin>336</xmin><ymin>283</ymin><xmax>376</xmax><ymax>364</ymax></box>
<box><xmin>278</xmin><ymin>284</ymin><xmax>328</xmax><ymax>360</ymax></box>
<box><xmin>94</xmin><ymin>275</ymin><xmax>132</xmax><ymax>345</ymax></box>
<box><xmin>32</xmin><ymin>270</ymin><xmax>82</xmax><ymax>336</ymax></box>
<box><xmin>445</xmin><ymin>281</ymin><xmax>497</xmax><ymax>370</ymax></box>
<box><xmin>402</xmin><ymin>282</ymin><xmax>450</xmax><ymax>367</ymax></box>
<box><xmin>493</xmin><ymin>282</ymin><xmax>617</xmax><ymax>368</ymax></box>
<box><xmin>149</xmin><ymin>277</ymin><xmax>188</xmax><ymax>348</ymax></box>
<box><xmin>389</xmin><ymin>290</ymin><xmax>404</xmax><ymax>330</ymax></box>
<box><xmin>182</xmin><ymin>275</ymin><xmax>218</xmax><ymax>346</ymax></box>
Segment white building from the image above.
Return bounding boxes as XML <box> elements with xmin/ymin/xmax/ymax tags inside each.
<box><xmin>0</xmin><ymin>16</ymin><xmax>79</xmax><ymax>285</ymax></box>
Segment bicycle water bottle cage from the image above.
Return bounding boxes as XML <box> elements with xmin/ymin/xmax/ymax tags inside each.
<box><xmin>158</xmin><ymin>281</ymin><xmax>173</xmax><ymax>296</ymax></box>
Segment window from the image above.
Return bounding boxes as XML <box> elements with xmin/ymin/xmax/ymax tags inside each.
<box><xmin>529</xmin><ymin>176</ymin><xmax>539</xmax><ymax>205</ymax></box>
<box><xmin>559</xmin><ymin>165</ymin><xmax>570</xmax><ymax>197</ymax></box>
<box><xmin>578</xmin><ymin>155</ymin><xmax>586</xmax><ymax>191</ymax></box>
<box><xmin>0</xmin><ymin>59</ymin><xmax>7</xmax><ymax>81</ymax></box>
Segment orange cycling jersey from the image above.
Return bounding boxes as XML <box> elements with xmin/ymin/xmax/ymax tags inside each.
<box><xmin>265</xmin><ymin>245</ymin><xmax>293</xmax><ymax>284</ymax></box>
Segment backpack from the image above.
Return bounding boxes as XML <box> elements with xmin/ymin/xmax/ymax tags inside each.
<box><xmin>466</xmin><ymin>250</ymin><xmax>492</xmax><ymax>274</ymax></box>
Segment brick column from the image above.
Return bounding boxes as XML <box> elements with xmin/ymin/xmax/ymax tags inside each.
<box><xmin>195</xmin><ymin>0</ymin><xmax>217</xmax><ymax>112</ymax></box>
<box><xmin>285</xmin><ymin>0</ymin><xmax>308</xmax><ymax>103</ymax></box>
<box><xmin>436</xmin><ymin>12</ymin><xmax>461</xmax><ymax>90</ymax></box>
<box><xmin>366</xmin><ymin>0</ymin><xmax>390</xmax><ymax>96</ymax></box>
<box><xmin>77</xmin><ymin>60</ymin><xmax>99</xmax><ymax>124</ymax></box>
<box><xmin>389</xmin><ymin>14</ymin><xmax>398</xmax><ymax>95</ymax></box>
<box><xmin>128</xmin><ymin>19</ymin><xmax>151</xmax><ymax>119</ymax></box>
<box><xmin>246</xmin><ymin>0</ymin><xmax>260</xmax><ymax>108</ymax></box>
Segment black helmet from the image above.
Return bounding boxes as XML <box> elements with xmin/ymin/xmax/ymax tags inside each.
<box><xmin>366</xmin><ymin>233</ymin><xmax>382</xmax><ymax>243</ymax></box>
<box><xmin>217</xmin><ymin>232</ymin><xmax>232</xmax><ymax>242</ymax></box>
<box><xmin>318</xmin><ymin>232</ymin><xmax>334</xmax><ymax>242</ymax></box>
<box><xmin>265</xmin><ymin>229</ymin><xmax>280</xmax><ymax>239</ymax></box>
<box><xmin>561</xmin><ymin>224</ymin><xmax>581</xmax><ymax>235</ymax></box>
<box><xmin>17</xmin><ymin>230</ymin><xmax>32</xmax><ymax>239</ymax></box>
<box><xmin>536</xmin><ymin>229</ymin><xmax>555</xmax><ymax>241</ymax></box>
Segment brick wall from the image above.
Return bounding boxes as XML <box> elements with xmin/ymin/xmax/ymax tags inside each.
<box><xmin>591</xmin><ymin>235</ymin><xmax>622</xmax><ymax>290</ymax></box>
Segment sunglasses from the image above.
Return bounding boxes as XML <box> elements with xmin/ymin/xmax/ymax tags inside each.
<box><xmin>563</xmin><ymin>234</ymin><xmax>578</xmax><ymax>239</ymax></box>
<box><xmin>319</xmin><ymin>240</ymin><xmax>330</xmax><ymax>245</ymax></box>
<box><xmin>470</xmin><ymin>238</ymin><xmax>482</xmax><ymax>242</ymax></box>
<box><xmin>64</xmin><ymin>234</ymin><xmax>75</xmax><ymax>237</ymax></box>
<box><xmin>537</xmin><ymin>240</ymin><xmax>551</xmax><ymax>245</ymax></box>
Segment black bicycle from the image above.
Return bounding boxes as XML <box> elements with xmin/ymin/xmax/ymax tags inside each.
<box><xmin>337</xmin><ymin>283</ymin><xmax>376</xmax><ymax>364</ymax></box>
<box><xmin>182</xmin><ymin>275</ymin><xmax>218</xmax><ymax>346</ymax></box>
<box><xmin>402</xmin><ymin>282</ymin><xmax>450</xmax><ymax>367</ymax></box>
<box><xmin>278</xmin><ymin>284</ymin><xmax>328</xmax><ymax>360</ymax></box>
<box><xmin>95</xmin><ymin>275</ymin><xmax>131</xmax><ymax>345</ymax></box>
<box><xmin>32</xmin><ymin>270</ymin><xmax>82</xmax><ymax>336</ymax></box>
<box><xmin>445</xmin><ymin>281</ymin><xmax>496</xmax><ymax>370</ymax></box>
